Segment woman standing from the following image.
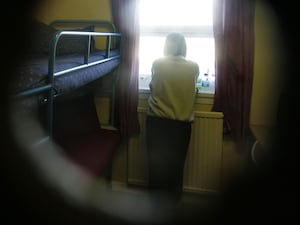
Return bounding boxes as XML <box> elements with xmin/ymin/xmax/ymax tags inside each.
<box><xmin>146</xmin><ymin>32</ymin><xmax>199</xmax><ymax>203</ymax></box>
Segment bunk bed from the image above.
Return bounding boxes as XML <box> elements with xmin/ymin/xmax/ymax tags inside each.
<box><xmin>10</xmin><ymin>19</ymin><xmax>122</xmax><ymax>178</ymax></box>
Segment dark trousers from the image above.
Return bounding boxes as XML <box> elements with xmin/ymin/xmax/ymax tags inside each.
<box><xmin>146</xmin><ymin>115</ymin><xmax>191</xmax><ymax>200</ymax></box>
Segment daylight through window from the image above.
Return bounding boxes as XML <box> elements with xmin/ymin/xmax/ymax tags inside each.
<box><xmin>138</xmin><ymin>0</ymin><xmax>215</xmax><ymax>93</ymax></box>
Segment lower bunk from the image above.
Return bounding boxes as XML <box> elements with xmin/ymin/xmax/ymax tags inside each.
<box><xmin>12</xmin><ymin>82</ymin><xmax>121</xmax><ymax>181</ymax></box>
<box><xmin>51</xmin><ymin>91</ymin><xmax>121</xmax><ymax>179</ymax></box>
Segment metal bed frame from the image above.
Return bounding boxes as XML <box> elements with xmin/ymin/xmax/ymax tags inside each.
<box><xmin>13</xmin><ymin>20</ymin><xmax>122</xmax><ymax>138</ymax></box>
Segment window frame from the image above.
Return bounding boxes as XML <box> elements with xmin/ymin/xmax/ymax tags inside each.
<box><xmin>138</xmin><ymin>0</ymin><xmax>215</xmax><ymax>94</ymax></box>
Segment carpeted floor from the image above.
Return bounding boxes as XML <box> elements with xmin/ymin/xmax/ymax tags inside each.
<box><xmin>109</xmin><ymin>183</ymin><xmax>221</xmax><ymax>223</ymax></box>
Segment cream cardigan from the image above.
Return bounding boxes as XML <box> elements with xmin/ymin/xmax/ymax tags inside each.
<box><xmin>147</xmin><ymin>55</ymin><xmax>199</xmax><ymax>122</ymax></box>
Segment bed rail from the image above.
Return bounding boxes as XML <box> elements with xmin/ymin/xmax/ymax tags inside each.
<box><xmin>48</xmin><ymin>30</ymin><xmax>122</xmax><ymax>83</ymax></box>
<box><xmin>47</xmin><ymin>31</ymin><xmax>122</xmax><ymax>134</ymax></box>
<box><xmin>13</xmin><ymin>20</ymin><xmax>122</xmax><ymax>138</ymax></box>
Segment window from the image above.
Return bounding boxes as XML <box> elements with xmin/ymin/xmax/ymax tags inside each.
<box><xmin>138</xmin><ymin>0</ymin><xmax>215</xmax><ymax>93</ymax></box>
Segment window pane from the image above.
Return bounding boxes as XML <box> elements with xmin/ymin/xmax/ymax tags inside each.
<box><xmin>139</xmin><ymin>36</ymin><xmax>215</xmax><ymax>92</ymax></box>
<box><xmin>139</xmin><ymin>0</ymin><xmax>213</xmax><ymax>26</ymax></box>
<box><xmin>139</xmin><ymin>36</ymin><xmax>164</xmax><ymax>76</ymax></box>
<box><xmin>138</xmin><ymin>0</ymin><xmax>215</xmax><ymax>93</ymax></box>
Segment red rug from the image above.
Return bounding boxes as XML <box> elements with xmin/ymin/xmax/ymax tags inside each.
<box><xmin>55</xmin><ymin>129</ymin><xmax>120</xmax><ymax>177</ymax></box>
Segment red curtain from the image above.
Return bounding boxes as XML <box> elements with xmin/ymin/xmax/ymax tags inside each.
<box><xmin>212</xmin><ymin>0</ymin><xmax>255</xmax><ymax>141</ymax></box>
<box><xmin>110</xmin><ymin>0</ymin><xmax>140</xmax><ymax>139</ymax></box>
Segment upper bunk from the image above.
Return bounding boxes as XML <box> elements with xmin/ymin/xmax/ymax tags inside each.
<box><xmin>9</xmin><ymin>19</ymin><xmax>122</xmax><ymax>136</ymax></box>
<box><xmin>10</xmin><ymin>19</ymin><xmax>122</xmax><ymax>99</ymax></box>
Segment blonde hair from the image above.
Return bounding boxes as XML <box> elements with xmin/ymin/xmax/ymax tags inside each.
<box><xmin>163</xmin><ymin>32</ymin><xmax>187</xmax><ymax>57</ymax></box>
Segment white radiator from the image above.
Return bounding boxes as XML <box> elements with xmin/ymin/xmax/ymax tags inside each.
<box><xmin>128</xmin><ymin>108</ymin><xmax>223</xmax><ymax>193</ymax></box>
<box><xmin>183</xmin><ymin>111</ymin><xmax>223</xmax><ymax>193</ymax></box>
<box><xmin>128</xmin><ymin>109</ymin><xmax>148</xmax><ymax>186</ymax></box>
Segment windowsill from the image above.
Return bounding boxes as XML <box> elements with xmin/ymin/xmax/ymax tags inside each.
<box><xmin>138</xmin><ymin>88</ymin><xmax>151</xmax><ymax>93</ymax></box>
<box><xmin>139</xmin><ymin>88</ymin><xmax>215</xmax><ymax>104</ymax></box>
<box><xmin>138</xmin><ymin>88</ymin><xmax>214</xmax><ymax>111</ymax></box>
<box><xmin>139</xmin><ymin>88</ymin><xmax>215</xmax><ymax>96</ymax></box>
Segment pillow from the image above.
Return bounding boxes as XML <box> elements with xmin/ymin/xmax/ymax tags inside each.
<box><xmin>56</xmin><ymin>25</ymin><xmax>96</xmax><ymax>55</ymax></box>
<box><xmin>28</xmin><ymin>19</ymin><xmax>96</xmax><ymax>56</ymax></box>
<box><xmin>28</xmin><ymin>19</ymin><xmax>57</xmax><ymax>55</ymax></box>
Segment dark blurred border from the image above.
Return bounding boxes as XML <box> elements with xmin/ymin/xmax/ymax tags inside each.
<box><xmin>0</xmin><ymin>0</ymin><xmax>299</xmax><ymax>225</ymax></box>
